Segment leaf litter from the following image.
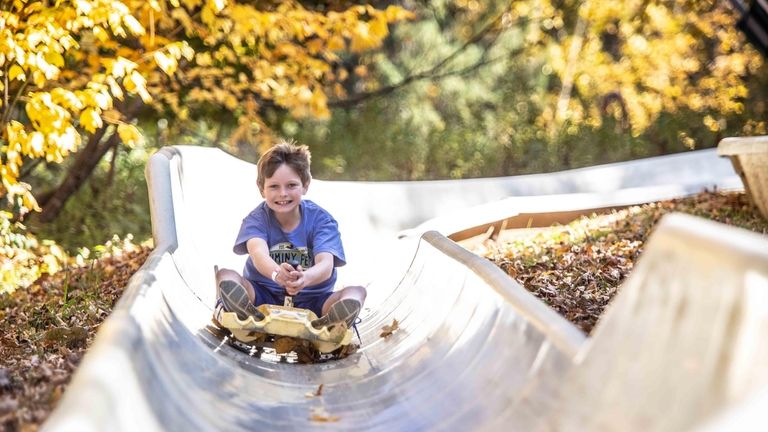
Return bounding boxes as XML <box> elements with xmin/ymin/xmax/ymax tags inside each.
<box><xmin>474</xmin><ymin>191</ymin><xmax>767</xmax><ymax>335</ymax></box>
<box><xmin>0</xmin><ymin>244</ymin><xmax>151</xmax><ymax>431</ymax></box>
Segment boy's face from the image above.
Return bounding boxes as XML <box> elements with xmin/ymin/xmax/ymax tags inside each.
<box><xmin>260</xmin><ymin>163</ymin><xmax>308</xmax><ymax>215</ymax></box>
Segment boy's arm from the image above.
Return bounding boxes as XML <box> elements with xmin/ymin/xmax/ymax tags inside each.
<box><xmin>245</xmin><ymin>238</ymin><xmax>290</xmax><ymax>284</ymax></box>
<box><xmin>245</xmin><ymin>238</ymin><xmax>332</xmax><ymax>293</ymax></box>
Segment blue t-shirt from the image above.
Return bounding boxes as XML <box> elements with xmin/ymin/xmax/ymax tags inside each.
<box><xmin>233</xmin><ymin>200</ymin><xmax>346</xmax><ymax>295</ymax></box>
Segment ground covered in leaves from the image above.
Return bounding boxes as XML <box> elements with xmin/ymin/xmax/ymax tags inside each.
<box><xmin>476</xmin><ymin>191</ymin><xmax>768</xmax><ymax>335</ymax></box>
<box><xmin>0</xmin><ymin>244</ymin><xmax>151</xmax><ymax>431</ymax></box>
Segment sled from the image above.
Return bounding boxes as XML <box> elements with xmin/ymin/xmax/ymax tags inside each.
<box><xmin>213</xmin><ymin>302</ymin><xmax>357</xmax><ymax>363</ymax></box>
<box><xmin>211</xmin><ymin>262</ymin><xmax>358</xmax><ymax>362</ymax></box>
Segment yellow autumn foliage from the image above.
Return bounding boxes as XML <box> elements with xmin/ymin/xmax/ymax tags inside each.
<box><xmin>1</xmin><ymin>0</ymin><xmax>413</xmax><ymax>215</ymax></box>
<box><xmin>117</xmin><ymin>124</ymin><xmax>143</xmax><ymax>148</ymax></box>
<box><xmin>532</xmin><ymin>0</ymin><xmax>762</xmax><ymax>136</ymax></box>
<box><xmin>0</xmin><ymin>211</ymin><xmax>69</xmax><ymax>294</ymax></box>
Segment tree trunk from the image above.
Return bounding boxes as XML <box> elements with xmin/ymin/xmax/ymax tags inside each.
<box><xmin>553</xmin><ymin>11</ymin><xmax>587</xmax><ymax>136</ymax></box>
<box><xmin>36</xmin><ymin>100</ymin><xmax>143</xmax><ymax>223</ymax></box>
<box><xmin>37</xmin><ymin>129</ymin><xmax>119</xmax><ymax>223</ymax></box>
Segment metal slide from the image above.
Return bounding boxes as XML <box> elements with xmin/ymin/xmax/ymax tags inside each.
<box><xmin>43</xmin><ymin>147</ymin><xmax>767</xmax><ymax>431</ymax></box>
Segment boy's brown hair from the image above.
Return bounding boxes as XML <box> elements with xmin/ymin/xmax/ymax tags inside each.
<box><xmin>256</xmin><ymin>140</ymin><xmax>312</xmax><ymax>191</ymax></box>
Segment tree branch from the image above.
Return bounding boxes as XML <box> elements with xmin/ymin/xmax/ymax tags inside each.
<box><xmin>329</xmin><ymin>6</ymin><xmax>528</xmax><ymax>108</ymax></box>
<box><xmin>1</xmin><ymin>65</ymin><xmax>29</xmax><ymax>127</ymax></box>
<box><xmin>106</xmin><ymin>140</ymin><xmax>119</xmax><ymax>187</ymax></box>
<box><xmin>36</xmin><ymin>98</ymin><xmax>143</xmax><ymax>223</ymax></box>
<box><xmin>427</xmin><ymin>5</ymin><xmax>512</xmax><ymax>76</ymax></box>
<box><xmin>2</xmin><ymin>64</ymin><xmax>8</xmax><ymax>120</ymax></box>
<box><xmin>18</xmin><ymin>157</ymin><xmax>45</xmax><ymax>181</ymax></box>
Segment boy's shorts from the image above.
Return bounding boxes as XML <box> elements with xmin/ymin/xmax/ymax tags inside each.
<box><xmin>253</xmin><ymin>284</ymin><xmax>333</xmax><ymax>318</ymax></box>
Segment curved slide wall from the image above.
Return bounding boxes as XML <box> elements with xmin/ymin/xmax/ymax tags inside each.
<box><xmin>44</xmin><ymin>147</ymin><xmax>767</xmax><ymax>431</ymax></box>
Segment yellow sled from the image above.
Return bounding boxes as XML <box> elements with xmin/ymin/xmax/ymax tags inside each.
<box><xmin>217</xmin><ymin>303</ymin><xmax>353</xmax><ymax>353</ymax></box>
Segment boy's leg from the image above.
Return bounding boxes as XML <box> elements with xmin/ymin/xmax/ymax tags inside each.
<box><xmin>311</xmin><ymin>285</ymin><xmax>366</xmax><ymax>329</ymax></box>
<box><xmin>216</xmin><ymin>268</ymin><xmax>264</xmax><ymax>321</ymax></box>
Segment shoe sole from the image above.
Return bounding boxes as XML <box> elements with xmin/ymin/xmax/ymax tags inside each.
<box><xmin>219</xmin><ymin>280</ymin><xmax>264</xmax><ymax>321</ymax></box>
<box><xmin>312</xmin><ymin>299</ymin><xmax>361</xmax><ymax>329</ymax></box>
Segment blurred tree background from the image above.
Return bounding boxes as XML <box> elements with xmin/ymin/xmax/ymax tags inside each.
<box><xmin>1</xmin><ymin>0</ymin><xmax>765</xmax><ymax>292</ymax></box>
<box><xmin>292</xmin><ymin>0</ymin><xmax>766</xmax><ymax>180</ymax></box>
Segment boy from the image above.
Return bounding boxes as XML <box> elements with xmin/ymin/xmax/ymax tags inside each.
<box><xmin>215</xmin><ymin>141</ymin><xmax>366</xmax><ymax>330</ymax></box>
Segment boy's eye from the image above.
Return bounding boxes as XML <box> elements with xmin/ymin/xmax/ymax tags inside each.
<box><xmin>267</xmin><ymin>183</ymin><xmax>300</xmax><ymax>190</ymax></box>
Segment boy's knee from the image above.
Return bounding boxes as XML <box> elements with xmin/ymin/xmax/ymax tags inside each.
<box><xmin>347</xmin><ymin>285</ymin><xmax>367</xmax><ymax>300</ymax></box>
<box><xmin>215</xmin><ymin>267</ymin><xmax>243</xmax><ymax>282</ymax></box>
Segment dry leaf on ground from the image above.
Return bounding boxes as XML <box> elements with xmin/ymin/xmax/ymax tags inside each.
<box><xmin>273</xmin><ymin>337</ymin><xmax>299</xmax><ymax>354</ymax></box>
<box><xmin>480</xmin><ymin>191</ymin><xmax>768</xmax><ymax>334</ymax></box>
<box><xmin>309</xmin><ymin>406</ymin><xmax>340</xmax><ymax>422</ymax></box>
<box><xmin>380</xmin><ymin>319</ymin><xmax>399</xmax><ymax>338</ymax></box>
<box><xmin>305</xmin><ymin>384</ymin><xmax>324</xmax><ymax>398</ymax></box>
<box><xmin>0</xmin><ymin>245</ymin><xmax>152</xmax><ymax>431</ymax></box>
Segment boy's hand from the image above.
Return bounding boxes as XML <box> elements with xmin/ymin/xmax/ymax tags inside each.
<box><xmin>285</xmin><ymin>265</ymin><xmax>305</xmax><ymax>296</ymax></box>
<box><xmin>274</xmin><ymin>262</ymin><xmax>298</xmax><ymax>286</ymax></box>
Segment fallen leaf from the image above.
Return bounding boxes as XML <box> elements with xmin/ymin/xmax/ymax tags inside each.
<box><xmin>0</xmin><ymin>397</ymin><xmax>19</xmax><ymax>416</ymax></box>
<box><xmin>42</xmin><ymin>326</ymin><xmax>87</xmax><ymax>348</ymax></box>
<box><xmin>273</xmin><ymin>337</ymin><xmax>299</xmax><ymax>354</ymax></box>
<box><xmin>0</xmin><ymin>368</ymin><xmax>10</xmax><ymax>389</ymax></box>
<box><xmin>379</xmin><ymin>319</ymin><xmax>399</xmax><ymax>338</ymax></box>
<box><xmin>309</xmin><ymin>406</ymin><xmax>340</xmax><ymax>422</ymax></box>
<box><xmin>50</xmin><ymin>385</ymin><xmax>64</xmax><ymax>403</ymax></box>
<box><xmin>295</xmin><ymin>343</ymin><xmax>319</xmax><ymax>364</ymax></box>
<box><xmin>337</xmin><ymin>343</ymin><xmax>359</xmax><ymax>358</ymax></box>
<box><xmin>305</xmin><ymin>384</ymin><xmax>324</xmax><ymax>398</ymax></box>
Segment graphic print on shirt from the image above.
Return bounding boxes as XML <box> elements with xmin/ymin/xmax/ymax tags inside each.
<box><xmin>269</xmin><ymin>242</ymin><xmax>313</xmax><ymax>268</ymax></box>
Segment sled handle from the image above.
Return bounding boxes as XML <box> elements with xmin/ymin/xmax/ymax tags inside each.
<box><xmin>283</xmin><ymin>259</ymin><xmax>301</xmax><ymax>307</ymax></box>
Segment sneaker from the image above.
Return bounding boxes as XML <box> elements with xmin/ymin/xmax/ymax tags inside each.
<box><xmin>219</xmin><ymin>280</ymin><xmax>264</xmax><ymax>321</ymax></box>
<box><xmin>311</xmin><ymin>299</ymin><xmax>361</xmax><ymax>329</ymax></box>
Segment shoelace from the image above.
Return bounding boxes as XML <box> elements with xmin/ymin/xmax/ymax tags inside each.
<box><xmin>352</xmin><ymin>317</ymin><xmax>362</xmax><ymax>343</ymax></box>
